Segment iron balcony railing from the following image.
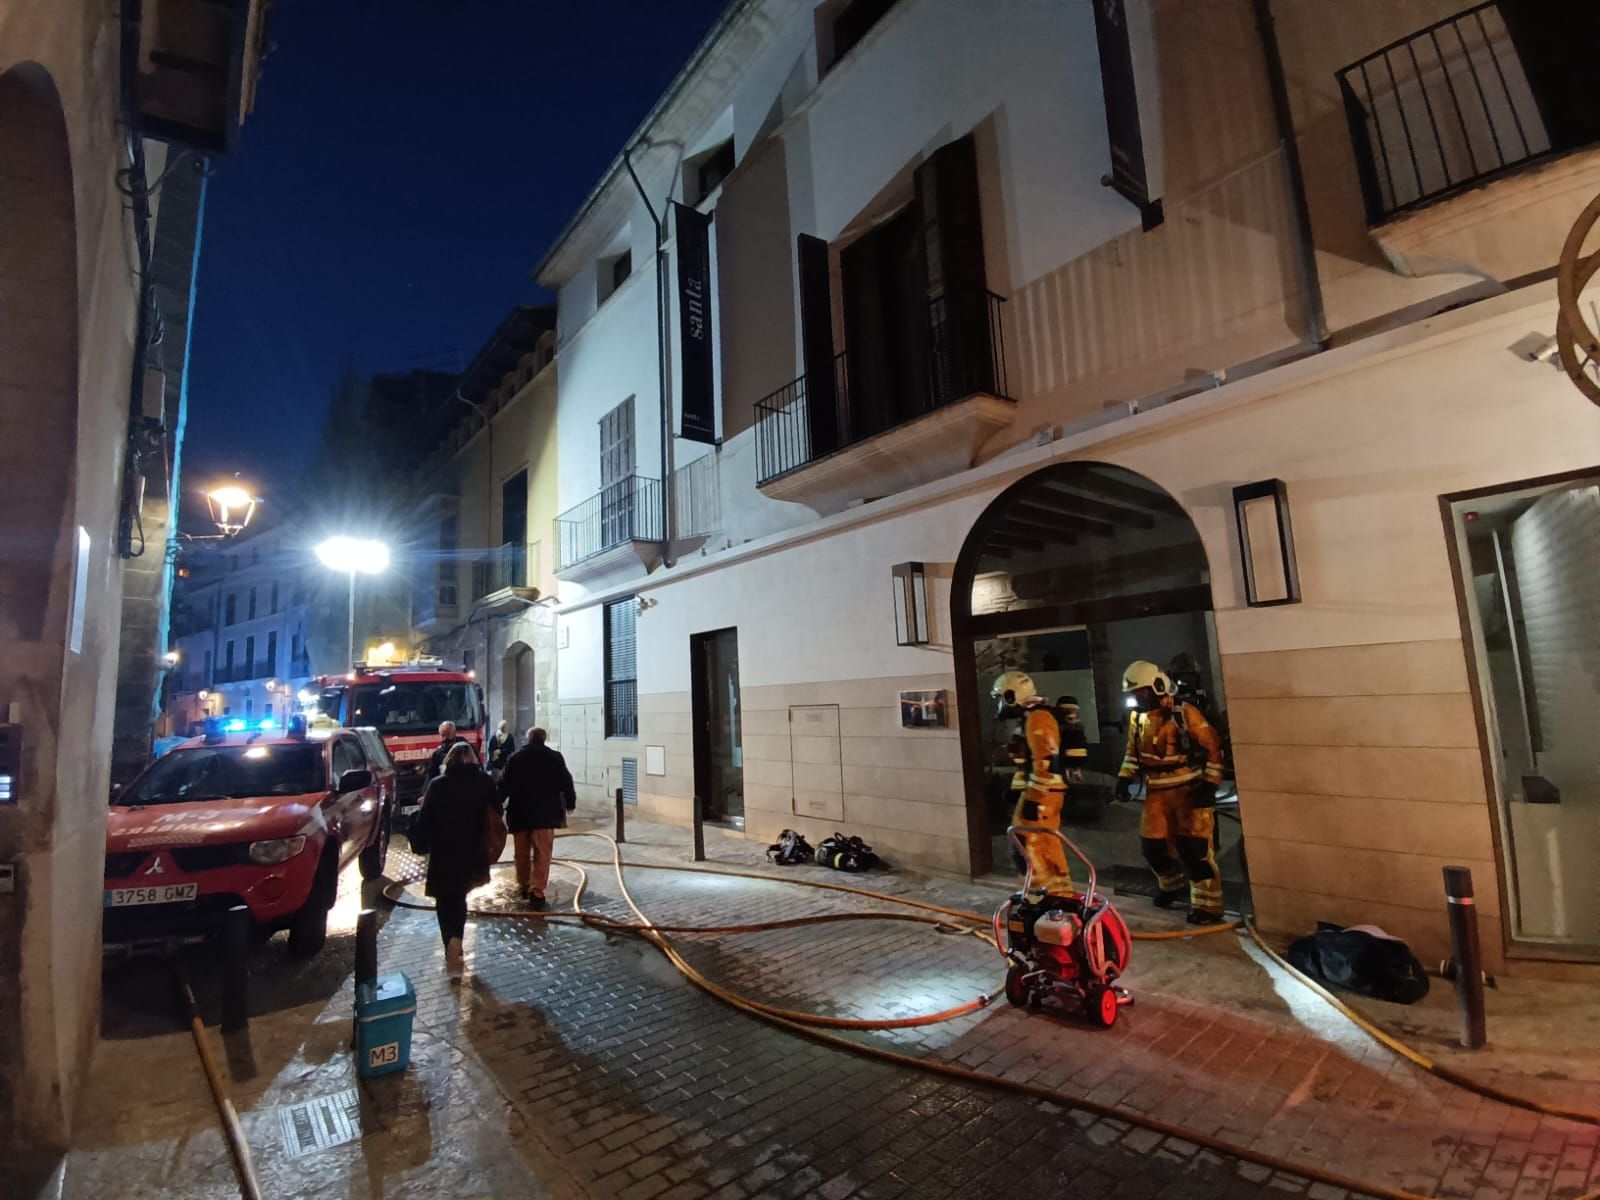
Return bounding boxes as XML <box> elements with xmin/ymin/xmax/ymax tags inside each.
<box><xmin>754</xmin><ymin>289</ymin><xmax>1010</xmax><ymax>486</ymax></box>
<box><xmin>471</xmin><ymin>540</ymin><xmax>539</xmax><ymax>600</ymax></box>
<box><xmin>1336</xmin><ymin>2</ymin><xmax>1588</xmax><ymax>223</ymax></box>
<box><xmin>554</xmin><ymin>475</ymin><xmax>664</xmax><ymax>572</ymax></box>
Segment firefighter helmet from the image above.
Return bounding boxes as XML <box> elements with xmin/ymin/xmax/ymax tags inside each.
<box><xmin>1121</xmin><ymin>660</ymin><xmax>1174</xmax><ymax>697</ymax></box>
<box><xmin>991</xmin><ymin>670</ymin><xmax>1040</xmax><ymax>708</ymax></box>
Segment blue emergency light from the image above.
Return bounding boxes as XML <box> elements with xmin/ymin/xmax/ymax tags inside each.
<box><xmin>258</xmin><ymin>718</ymin><xmax>276</xmax><ymax>730</ymax></box>
<box><xmin>225</xmin><ymin>718</ymin><xmax>247</xmax><ymax>733</ymax></box>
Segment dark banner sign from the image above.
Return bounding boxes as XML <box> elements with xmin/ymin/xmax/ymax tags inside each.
<box><xmin>1092</xmin><ymin>0</ymin><xmax>1162</xmax><ymax>229</ymax></box>
<box><xmin>674</xmin><ymin>202</ymin><xmax>716</xmax><ymax>445</ymax></box>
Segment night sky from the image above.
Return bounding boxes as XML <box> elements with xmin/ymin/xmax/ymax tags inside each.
<box><xmin>183</xmin><ymin>0</ymin><xmax>726</xmax><ymax>506</ymax></box>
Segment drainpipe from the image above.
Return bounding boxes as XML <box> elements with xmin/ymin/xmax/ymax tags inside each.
<box><xmin>623</xmin><ymin>144</ymin><xmax>676</xmax><ymax>569</ymax></box>
<box><xmin>1253</xmin><ymin>0</ymin><xmax>1329</xmax><ymax>350</ymax></box>
<box><xmin>117</xmin><ymin>0</ymin><xmax>158</xmax><ymax>557</ymax></box>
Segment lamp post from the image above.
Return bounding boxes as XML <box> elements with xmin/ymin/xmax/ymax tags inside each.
<box><xmin>315</xmin><ymin>537</ymin><xmax>390</xmax><ymax>667</ymax></box>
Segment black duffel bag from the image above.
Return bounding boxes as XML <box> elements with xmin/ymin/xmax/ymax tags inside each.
<box><xmin>1287</xmin><ymin>922</ymin><xmax>1429</xmax><ymax>1004</ymax></box>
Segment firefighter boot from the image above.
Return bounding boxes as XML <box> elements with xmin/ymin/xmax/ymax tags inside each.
<box><xmin>1139</xmin><ymin>836</ymin><xmax>1189</xmax><ymax>907</ymax></box>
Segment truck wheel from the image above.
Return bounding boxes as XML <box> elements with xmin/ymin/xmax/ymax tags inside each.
<box><xmin>288</xmin><ymin>851</ymin><xmax>336</xmax><ymax>958</ymax></box>
<box><xmin>359</xmin><ymin>808</ymin><xmax>392</xmax><ymax>881</ymax></box>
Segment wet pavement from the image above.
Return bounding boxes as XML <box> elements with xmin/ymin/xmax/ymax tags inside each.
<box><xmin>13</xmin><ymin>810</ymin><xmax>1600</xmax><ymax>1200</ymax></box>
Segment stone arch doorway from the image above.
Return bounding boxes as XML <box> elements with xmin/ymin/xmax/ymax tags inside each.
<box><xmin>503</xmin><ymin>641</ymin><xmax>536</xmax><ymax>739</ymax></box>
<box><xmin>0</xmin><ymin>61</ymin><xmax>84</xmax><ymax>1147</ymax></box>
<box><xmin>0</xmin><ymin>62</ymin><xmax>79</xmax><ymax>658</ymax></box>
<box><xmin>951</xmin><ymin>462</ymin><xmax>1245</xmax><ymax>910</ymax></box>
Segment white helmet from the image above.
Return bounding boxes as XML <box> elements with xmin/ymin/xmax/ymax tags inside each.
<box><xmin>1122</xmin><ymin>660</ymin><xmax>1175</xmax><ymax>697</ymax></box>
<box><xmin>991</xmin><ymin>670</ymin><xmax>1040</xmax><ymax>708</ymax></box>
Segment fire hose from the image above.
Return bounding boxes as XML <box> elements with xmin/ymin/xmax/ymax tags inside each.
<box><xmin>381</xmin><ymin>832</ymin><xmax>1600</xmax><ymax>1200</ymax></box>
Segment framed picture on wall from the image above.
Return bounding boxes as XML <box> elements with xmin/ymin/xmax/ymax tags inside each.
<box><xmin>899</xmin><ymin>690</ymin><xmax>948</xmax><ymax>729</ymax></box>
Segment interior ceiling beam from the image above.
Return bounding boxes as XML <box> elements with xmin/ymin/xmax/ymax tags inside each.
<box><xmin>1008</xmin><ymin>500</ymin><xmax>1114</xmax><ymax>538</ymax></box>
<box><xmin>1046</xmin><ymin>474</ymin><xmax>1175</xmax><ymax>515</ymax></box>
<box><xmin>1034</xmin><ymin>484</ymin><xmax>1158</xmax><ymax>528</ymax></box>
<box><xmin>987</xmin><ymin>531</ymin><xmax>1046</xmax><ymax>553</ymax></box>
<box><xmin>994</xmin><ymin>514</ymin><xmax>1079</xmax><ymax>545</ymax></box>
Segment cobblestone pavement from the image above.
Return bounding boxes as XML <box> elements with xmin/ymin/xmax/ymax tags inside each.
<box><xmin>30</xmin><ymin>811</ymin><xmax>1600</xmax><ymax>1200</ymax></box>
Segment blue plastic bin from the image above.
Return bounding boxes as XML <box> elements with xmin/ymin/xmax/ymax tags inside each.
<box><xmin>355</xmin><ymin>972</ymin><xmax>416</xmax><ymax>1078</ymax></box>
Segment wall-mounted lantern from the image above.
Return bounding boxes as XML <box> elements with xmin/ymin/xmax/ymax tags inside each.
<box><xmin>891</xmin><ymin>561</ymin><xmax>930</xmax><ymax>646</ymax></box>
<box><xmin>1232</xmin><ymin>479</ymin><xmax>1301</xmax><ymax>607</ymax></box>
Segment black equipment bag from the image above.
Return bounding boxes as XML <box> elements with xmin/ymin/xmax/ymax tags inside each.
<box><xmin>816</xmin><ymin>833</ymin><xmax>879</xmax><ymax>873</ymax></box>
<box><xmin>1287</xmin><ymin>922</ymin><xmax>1429</xmax><ymax>1004</ymax></box>
<box><xmin>765</xmin><ymin>829</ymin><xmax>814</xmax><ymax>865</ymax></box>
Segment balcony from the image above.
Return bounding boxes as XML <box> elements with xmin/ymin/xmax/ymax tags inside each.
<box><xmin>471</xmin><ymin>541</ymin><xmax>541</xmax><ymax>613</ymax></box>
<box><xmin>753</xmin><ymin>290</ymin><xmax>1016</xmax><ymax>512</ymax></box>
<box><xmin>1337</xmin><ymin>1</ymin><xmax>1600</xmax><ymax>274</ymax></box>
<box><xmin>554</xmin><ymin>476</ymin><xmax>665</xmax><ymax>581</ymax></box>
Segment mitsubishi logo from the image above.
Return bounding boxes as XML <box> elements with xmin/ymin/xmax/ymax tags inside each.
<box><xmin>143</xmin><ymin>856</ymin><xmax>167</xmax><ymax>877</ymax></box>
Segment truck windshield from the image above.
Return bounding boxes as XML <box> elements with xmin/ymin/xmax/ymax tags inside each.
<box><xmin>346</xmin><ymin>681</ymin><xmax>480</xmax><ymax>735</ymax></box>
<box><xmin>118</xmin><ymin>744</ymin><xmax>325</xmax><ymax>806</ymax></box>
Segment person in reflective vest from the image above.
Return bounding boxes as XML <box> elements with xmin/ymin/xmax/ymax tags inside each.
<box><xmin>993</xmin><ymin>671</ymin><xmax>1087</xmax><ymax>895</ymax></box>
<box><xmin>1116</xmin><ymin>659</ymin><xmax>1227</xmax><ymax>925</ymax></box>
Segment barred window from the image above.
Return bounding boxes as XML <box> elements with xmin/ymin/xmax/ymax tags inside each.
<box><xmin>604</xmin><ymin>596</ymin><xmax>638</xmax><ymax>738</ymax></box>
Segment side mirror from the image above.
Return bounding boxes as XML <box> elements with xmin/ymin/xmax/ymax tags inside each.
<box><xmin>336</xmin><ymin>768</ymin><xmax>373</xmax><ymax>794</ymax></box>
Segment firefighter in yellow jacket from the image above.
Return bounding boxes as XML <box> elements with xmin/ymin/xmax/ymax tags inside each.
<box><xmin>993</xmin><ymin>671</ymin><xmax>1087</xmax><ymax>895</ymax></box>
<box><xmin>1116</xmin><ymin>660</ymin><xmax>1227</xmax><ymax>925</ymax></box>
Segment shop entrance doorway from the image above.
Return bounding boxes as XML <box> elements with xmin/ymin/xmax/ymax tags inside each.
<box><xmin>1447</xmin><ymin>471</ymin><xmax>1600</xmax><ymax>958</ymax></box>
<box><xmin>691</xmin><ymin>628</ymin><xmax>744</xmax><ymax>827</ymax></box>
<box><xmin>952</xmin><ymin>463</ymin><xmax>1248</xmax><ymax>913</ymax></box>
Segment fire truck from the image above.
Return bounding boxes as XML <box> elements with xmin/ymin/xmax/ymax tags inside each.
<box><xmin>308</xmin><ymin>658</ymin><xmax>485</xmax><ymax>826</ymax></box>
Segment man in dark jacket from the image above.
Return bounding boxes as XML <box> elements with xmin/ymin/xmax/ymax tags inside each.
<box><xmin>426</xmin><ymin>720</ymin><xmax>468</xmax><ymax>781</ymax></box>
<box><xmin>498</xmin><ymin>727</ymin><xmax>576</xmax><ymax>909</ymax></box>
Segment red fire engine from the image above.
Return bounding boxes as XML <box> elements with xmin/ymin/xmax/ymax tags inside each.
<box><xmin>309</xmin><ymin>658</ymin><xmax>485</xmax><ymax>825</ymax></box>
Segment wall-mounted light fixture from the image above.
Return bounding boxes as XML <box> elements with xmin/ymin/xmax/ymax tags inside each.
<box><xmin>1232</xmin><ymin>479</ymin><xmax>1301</xmax><ymax>606</ymax></box>
<box><xmin>891</xmin><ymin>561</ymin><xmax>930</xmax><ymax>646</ymax></box>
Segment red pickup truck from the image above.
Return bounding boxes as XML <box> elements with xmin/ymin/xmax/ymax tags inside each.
<box><xmin>104</xmin><ymin>719</ymin><xmax>393</xmax><ymax>956</ymax></box>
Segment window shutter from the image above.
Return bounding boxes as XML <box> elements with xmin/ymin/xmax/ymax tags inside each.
<box><xmin>914</xmin><ymin>134</ymin><xmax>993</xmax><ymax>405</ymax></box>
<box><xmin>797</xmin><ymin>233</ymin><xmax>840</xmax><ymax>456</ymax></box>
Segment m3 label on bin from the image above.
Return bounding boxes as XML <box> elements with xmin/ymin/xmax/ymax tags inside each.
<box><xmin>367</xmin><ymin>1042</ymin><xmax>399</xmax><ymax>1070</ymax></box>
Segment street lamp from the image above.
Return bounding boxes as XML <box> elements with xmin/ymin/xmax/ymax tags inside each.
<box><xmin>315</xmin><ymin>537</ymin><xmax>390</xmax><ymax>668</ymax></box>
<box><xmin>204</xmin><ymin>484</ymin><xmax>260</xmax><ymax>536</ymax></box>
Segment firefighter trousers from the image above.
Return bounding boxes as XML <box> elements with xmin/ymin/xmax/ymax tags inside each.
<box><xmin>1138</xmin><ymin>783</ymin><xmax>1222</xmax><ymax>915</ymax></box>
<box><xmin>1011</xmin><ymin>786</ymin><xmax>1074</xmax><ymax>895</ymax></box>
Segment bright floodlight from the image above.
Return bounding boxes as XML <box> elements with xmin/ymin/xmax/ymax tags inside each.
<box><xmin>315</xmin><ymin>536</ymin><xmax>389</xmax><ymax>575</ymax></box>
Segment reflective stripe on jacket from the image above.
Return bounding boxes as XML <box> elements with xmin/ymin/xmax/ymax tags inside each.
<box><xmin>1118</xmin><ymin>702</ymin><xmax>1224</xmax><ymax>790</ymax></box>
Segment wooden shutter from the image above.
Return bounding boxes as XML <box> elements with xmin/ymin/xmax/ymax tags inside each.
<box><xmin>797</xmin><ymin>234</ymin><xmax>840</xmax><ymax>456</ymax></box>
<box><xmin>914</xmin><ymin>134</ymin><xmax>992</xmax><ymax>404</ymax></box>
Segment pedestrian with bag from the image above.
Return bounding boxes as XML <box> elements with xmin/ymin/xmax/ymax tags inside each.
<box><xmin>498</xmin><ymin>727</ymin><xmax>575</xmax><ymax>910</ymax></box>
<box><xmin>408</xmin><ymin>740</ymin><xmax>507</xmax><ymax>982</ymax></box>
<box><xmin>487</xmin><ymin>720</ymin><xmax>515</xmax><ymax>779</ymax></box>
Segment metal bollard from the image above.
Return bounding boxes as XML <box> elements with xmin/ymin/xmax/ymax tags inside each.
<box><xmin>222</xmin><ymin>905</ymin><xmax>250</xmax><ymax>1034</ymax></box>
<box><xmin>1443</xmin><ymin>866</ymin><xmax>1486</xmax><ymax>1049</ymax></box>
<box><xmin>614</xmin><ymin>787</ymin><xmax>626</xmax><ymax>844</ymax></box>
<box><xmin>355</xmin><ymin>908</ymin><xmax>378</xmax><ymax>994</ymax></box>
<box><xmin>692</xmin><ymin>793</ymin><xmax>705</xmax><ymax>862</ymax></box>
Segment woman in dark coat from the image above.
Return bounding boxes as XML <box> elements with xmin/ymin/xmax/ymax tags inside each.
<box><xmin>408</xmin><ymin>740</ymin><xmax>498</xmax><ymax>982</ymax></box>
